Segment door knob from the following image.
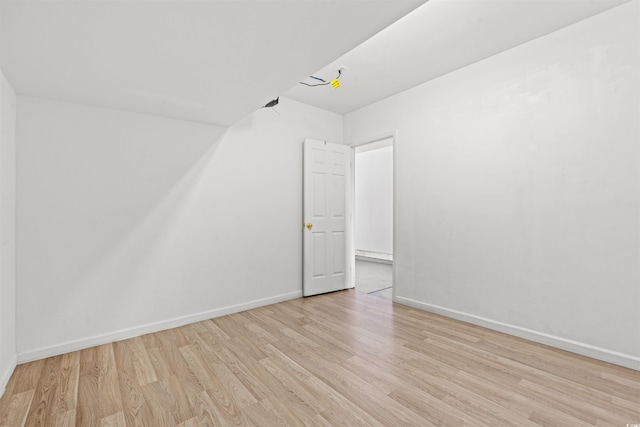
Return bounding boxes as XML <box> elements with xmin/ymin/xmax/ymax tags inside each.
<box><xmin>305</xmin><ymin>223</ymin><xmax>313</xmax><ymax>230</ymax></box>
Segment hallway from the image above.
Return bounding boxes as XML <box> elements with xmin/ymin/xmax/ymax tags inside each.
<box><xmin>355</xmin><ymin>259</ymin><xmax>392</xmax><ymax>300</ymax></box>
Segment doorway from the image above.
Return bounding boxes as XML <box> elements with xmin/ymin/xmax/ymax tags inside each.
<box><xmin>352</xmin><ymin>136</ymin><xmax>394</xmax><ymax>300</ymax></box>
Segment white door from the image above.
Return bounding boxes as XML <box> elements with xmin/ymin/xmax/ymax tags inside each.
<box><xmin>303</xmin><ymin>139</ymin><xmax>349</xmax><ymax>297</ymax></box>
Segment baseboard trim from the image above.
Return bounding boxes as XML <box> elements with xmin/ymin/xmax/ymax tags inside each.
<box><xmin>0</xmin><ymin>355</ymin><xmax>17</xmax><ymax>399</ymax></box>
<box><xmin>17</xmin><ymin>290</ymin><xmax>302</xmax><ymax>364</ymax></box>
<box><xmin>394</xmin><ymin>296</ymin><xmax>640</xmax><ymax>371</ymax></box>
<box><xmin>355</xmin><ymin>250</ymin><xmax>393</xmax><ymax>263</ymax></box>
<box><xmin>355</xmin><ymin>255</ymin><xmax>393</xmax><ymax>265</ymax></box>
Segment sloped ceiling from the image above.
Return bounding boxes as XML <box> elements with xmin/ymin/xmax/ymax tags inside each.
<box><xmin>1</xmin><ymin>0</ymin><xmax>425</xmax><ymax>126</ymax></box>
<box><xmin>285</xmin><ymin>0</ymin><xmax>631</xmax><ymax>115</ymax></box>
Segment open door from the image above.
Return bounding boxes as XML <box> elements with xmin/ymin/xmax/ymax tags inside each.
<box><xmin>303</xmin><ymin>139</ymin><xmax>350</xmax><ymax>297</ymax></box>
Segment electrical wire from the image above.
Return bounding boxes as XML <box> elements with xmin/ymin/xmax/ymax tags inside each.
<box><xmin>300</xmin><ymin>70</ymin><xmax>341</xmax><ymax>87</ymax></box>
<box><xmin>299</xmin><ymin>81</ymin><xmax>330</xmax><ymax>87</ymax></box>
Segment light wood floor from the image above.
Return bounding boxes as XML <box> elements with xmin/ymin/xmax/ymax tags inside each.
<box><xmin>1</xmin><ymin>290</ymin><xmax>638</xmax><ymax>426</ymax></box>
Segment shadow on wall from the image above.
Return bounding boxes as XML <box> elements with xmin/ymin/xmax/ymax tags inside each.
<box><xmin>17</xmin><ymin>97</ymin><xmax>227</xmax><ymax>350</ymax></box>
<box><xmin>17</xmin><ymin>95</ymin><xmax>344</xmax><ymax>357</ymax></box>
<box><xmin>74</xmin><ymin>132</ymin><xmax>228</xmax><ymax>329</ymax></box>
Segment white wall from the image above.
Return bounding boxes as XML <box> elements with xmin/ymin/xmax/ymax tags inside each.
<box><xmin>345</xmin><ymin>2</ymin><xmax>639</xmax><ymax>369</ymax></box>
<box><xmin>16</xmin><ymin>96</ymin><xmax>342</xmax><ymax>360</ymax></box>
<box><xmin>0</xmin><ymin>70</ymin><xmax>17</xmax><ymax>394</ymax></box>
<box><xmin>355</xmin><ymin>143</ymin><xmax>393</xmax><ymax>256</ymax></box>
<box><xmin>0</xmin><ymin>0</ymin><xmax>18</xmax><ymax>394</ymax></box>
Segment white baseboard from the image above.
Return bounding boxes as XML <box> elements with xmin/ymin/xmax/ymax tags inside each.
<box><xmin>0</xmin><ymin>355</ymin><xmax>17</xmax><ymax>399</ymax></box>
<box><xmin>355</xmin><ymin>250</ymin><xmax>393</xmax><ymax>263</ymax></box>
<box><xmin>355</xmin><ymin>255</ymin><xmax>393</xmax><ymax>265</ymax></box>
<box><xmin>395</xmin><ymin>296</ymin><xmax>640</xmax><ymax>371</ymax></box>
<box><xmin>17</xmin><ymin>290</ymin><xmax>302</xmax><ymax>364</ymax></box>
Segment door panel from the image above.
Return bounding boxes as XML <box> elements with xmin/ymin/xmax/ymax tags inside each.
<box><xmin>303</xmin><ymin>139</ymin><xmax>349</xmax><ymax>297</ymax></box>
<box><xmin>313</xmin><ymin>173</ymin><xmax>325</xmax><ymax>216</ymax></box>
<box><xmin>312</xmin><ymin>233</ymin><xmax>326</xmax><ymax>278</ymax></box>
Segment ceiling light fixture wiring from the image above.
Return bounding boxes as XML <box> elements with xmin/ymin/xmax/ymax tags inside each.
<box><xmin>300</xmin><ymin>70</ymin><xmax>342</xmax><ymax>89</ymax></box>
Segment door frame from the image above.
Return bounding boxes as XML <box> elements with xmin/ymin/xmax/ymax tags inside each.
<box><xmin>347</xmin><ymin>131</ymin><xmax>397</xmax><ymax>301</ymax></box>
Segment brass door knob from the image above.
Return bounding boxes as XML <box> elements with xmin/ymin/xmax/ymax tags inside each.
<box><xmin>305</xmin><ymin>223</ymin><xmax>313</xmax><ymax>230</ymax></box>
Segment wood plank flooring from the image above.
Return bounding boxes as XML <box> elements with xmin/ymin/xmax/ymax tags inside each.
<box><xmin>1</xmin><ymin>290</ymin><xmax>638</xmax><ymax>426</ymax></box>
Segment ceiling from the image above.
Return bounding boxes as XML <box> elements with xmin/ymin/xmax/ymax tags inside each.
<box><xmin>285</xmin><ymin>0</ymin><xmax>631</xmax><ymax>115</ymax></box>
<box><xmin>0</xmin><ymin>0</ymin><xmax>425</xmax><ymax>127</ymax></box>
